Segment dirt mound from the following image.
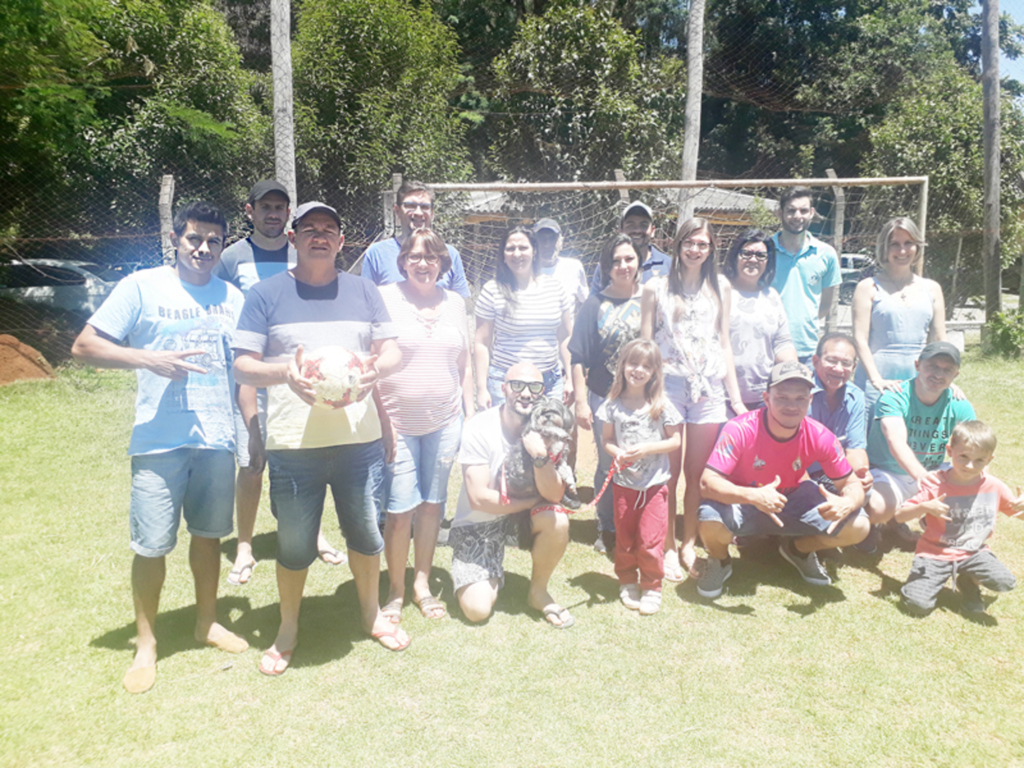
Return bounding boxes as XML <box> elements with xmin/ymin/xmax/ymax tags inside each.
<box><xmin>0</xmin><ymin>335</ymin><xmax>56</xmax><ymax>385</ymax></box>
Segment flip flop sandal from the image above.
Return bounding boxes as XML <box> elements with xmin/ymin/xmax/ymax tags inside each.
<box><xmin>259</xmin><ymin>648</ymin><xmax>294</xmax><ymax>677</ymax></box>
<box><xmin>413</xmin><ymin>595</ymin><xmax>447</xmax><ymax>620</ymax></box>
<box><xmin>369</xmin><ymin>626</ymin><xmax>410</xmax><ymax>652</ymax></box>
<box><xmin>381</xmin><ymin>598</ymin><xmax>403</xmax><ymax>623</ymax></box>
<box><xmin>227</xmin><ymin>560</ymin><xmax>256</xmax><ymax>586</ymax></box>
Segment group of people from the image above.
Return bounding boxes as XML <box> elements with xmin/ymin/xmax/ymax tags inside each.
<box><xmin>72</xmin><ymin>181</ymin><xmax>1024</xmax><ymax>694</ymax></box>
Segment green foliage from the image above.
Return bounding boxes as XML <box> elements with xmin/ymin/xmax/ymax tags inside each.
<box><xmin>985</xmin><ymin>310</ymin><xmax>1024</xmax><ymax>358</ymax></box>
<box><xmin>489</xmin><ymin>1</ymin><xmax>685</xmax><ymax>182</ymax></box>
<box><xmin>292</xmin><ymin>0</ymin><xmax>471</xmax><ymax>217</ymax></box>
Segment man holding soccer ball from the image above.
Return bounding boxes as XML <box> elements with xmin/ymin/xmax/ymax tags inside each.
<box><xmin>233</xmin><ymin>202</ymin><xmax>407</xmax><ymax>674</ymax></box>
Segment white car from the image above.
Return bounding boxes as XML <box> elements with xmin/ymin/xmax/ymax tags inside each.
<box><xmin>0</xmin><ymin>259</ymin><xmax>122</xmax><ymax>315</ymax></box>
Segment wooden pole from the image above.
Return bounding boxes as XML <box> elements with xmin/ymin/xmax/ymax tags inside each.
<box><xmin>158</xmin><ymin>174</ymin><xmax>175</xmax><ymax>265</ymax></box>
<box><xmin>271</xmin><ymin>0</ymin><xmax>297</xmax><ymax>205</ymax></box>
<box><xmin>679</xmin><ymin>0</ymin><xmax>706</xmax><ymax>222</ymax></box>
<box><xmin>982</xmin><ymin>0</ymin><xmax>1001</xmax><ymax>319</ymax></box>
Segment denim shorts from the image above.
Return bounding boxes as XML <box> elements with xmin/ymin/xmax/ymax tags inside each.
<box><xmin>232</xmin><ymin>388</ymin><xmax>268</xmax><ymax>469</ymax></box>
<box><xmin>664</xmin><ymin>374</ymin><xmax>727</xmax><ymax>424</ymax></box>
<box><xmin>268</xmin><ymin>441</ymin><xmax>386</xmax><ymax>569</ymax></box>
<box><xmin>698</xmin><ymin>480</ymin><xmax>865</xmax><ymax>538</ymax></box>
<box><xmin>869</xmin><ymin>468</ymin><xmax>921</xmax><ymax>509</ymax></box>
<box><xmin>129</xmin><ymin>448</ymin><xmax>236</xmax><ymax>558</ymax></box>
<box><xmin>386</xmin><ymin>416</ymin><xmax>462</xmax><ymax>514</ymax></box>
<box><xmin>487</xmin><ymin>365</ymin><xmax>563</xmax><ymax>407</ymax></box>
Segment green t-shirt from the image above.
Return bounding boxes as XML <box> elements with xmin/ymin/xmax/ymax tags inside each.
<box><xmin>867</xmin><ymin>377</ymin><xmax>976</xmax><ymax>475</ymax></box>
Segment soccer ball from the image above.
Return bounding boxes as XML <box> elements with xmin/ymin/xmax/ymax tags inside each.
<box><xmin>300</xmin><ymin>346</ymin><xmax>365</xmax><ymax>409</ymax></box>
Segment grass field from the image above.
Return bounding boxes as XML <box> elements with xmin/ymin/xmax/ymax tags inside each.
<box><xmin>3</xmin><ymin>351</ymin><xmax>1024</xmax><ymax>767</ymax></box>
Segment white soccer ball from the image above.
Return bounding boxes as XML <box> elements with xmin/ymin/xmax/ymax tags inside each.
<box><xmin>300</xmin><ymin>346</ymin><xmax>365</xmax><ymax>409</ymax></box>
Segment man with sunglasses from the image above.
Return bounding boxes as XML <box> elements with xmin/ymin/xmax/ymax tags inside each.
<box><xmin>449</xmin><ymin>363</ymin><xmax>574</xmax><ymax>628</ymax></box>
<box><xmin>360</xmin><ymin>180</ymin><xmax>470</xmax><ymax>298</ymax></box>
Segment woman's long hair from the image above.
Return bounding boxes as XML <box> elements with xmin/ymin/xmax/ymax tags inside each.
<box><xmin>598</xmin><ymin>233</ymin><xmax>640</xmax><ymax>290</ymax></box>
<box><xmin>722</xmin><ymin>229</ymin><xmax>776</xmax><ymax>289</ymax></box>
<box><xmin>668</xmin><ymin>217</ymin><xmax>721</xmax><ymax>322</ymax></box>
<box><xmin>607</xmin><ymin>339</ymin><xmax>667</xmax><ymax>420</ymax></box>
<box><xmin>494</xmin><ymin>226</ymin><xmax>540</xmax><ymax>314</ymax></box>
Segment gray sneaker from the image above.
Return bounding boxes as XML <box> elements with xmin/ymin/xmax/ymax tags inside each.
<box><xmin>779</xmin><ymin>540</ymin><xmax>831</xmax><ymax>586</ymax></box>
<box><xmin>697</xmin><ymin>557</ymin><xmax>733</xmax><ymax>599</ymax></box>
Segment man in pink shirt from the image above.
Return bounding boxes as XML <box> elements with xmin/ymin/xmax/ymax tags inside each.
<box><xmin>697</xmin><ymin>361</ymin><xmax>869</xmax><ymax>598</ymax></box>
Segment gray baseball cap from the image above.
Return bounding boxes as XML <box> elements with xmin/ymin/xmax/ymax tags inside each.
<box><xmin>291</xmin><ymin>201</ymin><xmax>342</xmax><ymax>230</ymax></box>
<box><xmin>533</xmin><ymin>218</ymin><xmax>561</xmax><ymax>235</ymax></box>
<box><xmin>768</xmin><ymin>360</ymin><xmax>815</xmax><ymax>389</ymax></box>
<box><xmin>248</xmin><ymin>180</ymin><xmax>290</xmax><ymax>205</ymax></box>
<box><xmin>621</xmin><ymin>201</ymin><xmax>654</xmax><ymax>222</ymax></box>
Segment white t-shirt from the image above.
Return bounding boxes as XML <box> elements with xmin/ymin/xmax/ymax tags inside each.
<box><xmin>475</xmin><ymin>275</ymin><xmax>570</xmax><ymax>374</ymax></box>
<box><xmin>538</xmin><ymin>257</ymin><xmax>588</xmax><ymax>321</ymax></box>
<box><xmin>453</xmin><ymin>407</ymin><xmax>514</xmax><ymax>528</ymax></box>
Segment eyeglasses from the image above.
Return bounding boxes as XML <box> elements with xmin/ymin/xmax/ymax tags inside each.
<box><xmin>821</xmin><ymin>356</ymin><xmax>855</xmax><ymax>370</ymax></box>
<box><xmin>401</xmin><ymin>202</ymin><xmax>433</xmax><ymax>212</ymax></box>
<box><xmin>507</xmin><ymin>380</ymin><xmax>544</xmax><ymax>395</ymax></box>
<box><xmin>739</xmin><ymin>249</ymin><xmax>768</xmax><ymax>261</ymax></box>
<box><xmin>681</xmin><ymin>239</ymin><xmax>711</xmax><ymax>252</ymax></box>
<box><xmin>405</xmin><ymin>253</ymin><xmax>441</xmax><ymax>265</ymax></box>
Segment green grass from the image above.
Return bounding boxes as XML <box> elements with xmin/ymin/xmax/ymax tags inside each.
<box><xmin>3</xmin><ymin>352</ymin><xmax>1024</xmax><ymax>767</ymax></box>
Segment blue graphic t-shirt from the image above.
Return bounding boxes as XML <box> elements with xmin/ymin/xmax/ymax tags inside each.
<box><xmin>88</xmin><ymin>266</ymin><xmax>245</xmax><ymax>455</ymax></box>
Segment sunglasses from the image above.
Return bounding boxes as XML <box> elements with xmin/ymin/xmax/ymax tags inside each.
<box><xmin>507</xmin><ymin>380</ymin><xmax>544</xmax><ymax>395</ymax></box>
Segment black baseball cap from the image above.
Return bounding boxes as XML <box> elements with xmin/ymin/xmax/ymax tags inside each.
<box><xmin>248</xmin><ymin>180</ymin><xmax>290</xmax><ymax>205</ymax></box>
<box><xmin>918</xmin><ymin>341</ymin><xmax>961</xmax><ymax>367</ymax></box>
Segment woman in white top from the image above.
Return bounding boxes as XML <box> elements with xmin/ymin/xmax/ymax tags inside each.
<box><xmin>377</xmin><ymin>230</ymin><xmax>472</xmax><ymax>622</ymax></box>
<box><xmin>852</xmin><ymin>217</ymin><xmax>949</xmax><ymax>414</ymax></box>
<box><xmin>475</xmin><ymin>226</ymin><xmax>573</xmax><ymax>409</ymax></box>
<box><xmin>722</xmin><ymin>229</ymin><xmax>797</xmax><ymax>412</ymax></box>
<box><xmin>641</xmin><ymin>218</ymin><xmax>745</xmax><ymax>581</ymax></box>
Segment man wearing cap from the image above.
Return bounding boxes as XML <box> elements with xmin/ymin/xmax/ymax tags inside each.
<box><xmin>215</xmin><ymin>181</ymin><xmax>343</xmax><ymax>586</ymax></box>
<box><xmin>233</xmin><ymin>202</ymin><xmax>408</xmax><ymax>674</ymax></box>
<box><xmin>589</xmin><ymin>201</ymin><xmax>670</xmax><ymax>295</ymax></box>
<box><xmin>360</xmin><ymin>179</ymin><xmax>470</xmax><ymax>298</ymax></box>
<box><xmin>770</xmin><ymin>187</ymin><xmax>841</xmax><ymax>363</ymax></box>
<box><xmin>865</xmin><ymin>342</ymin><xmax>975</xmax><ymax>538</ymax></box>
<box><xmin>534</xmin><ymin>218</ymin><xmax>588</xmax><ymax>322</ymax></box>
<box><xmin>696</xmin><ymin>361</ymin><xmax>870</xmax><ymax>599</ymax></box>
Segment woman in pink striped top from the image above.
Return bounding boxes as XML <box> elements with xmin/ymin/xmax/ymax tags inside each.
<box><xmin>376</xmin><ymin>229</ymin><xmax>473</xmax><ymax>622</ymax></box>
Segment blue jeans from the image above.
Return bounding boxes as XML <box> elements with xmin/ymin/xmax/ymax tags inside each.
<box><xmin>268</xmin><ymin>441</ymin><xmax>386</xmax><ymax>569</ymax></box>
<box><xmin>589</xmin><ymin>390</ymin><xmax>615</xmax><ymax>533</ymax></box>
<box><xmin>698</xmin><ymin>480</ymin><xmax>864</xmax><ymax>538</ymax></box>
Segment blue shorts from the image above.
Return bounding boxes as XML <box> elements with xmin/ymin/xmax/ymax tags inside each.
<box><xmin>487</xmin><ymin>365</ymin><xmax>563</xmax><ymax>407</ymax></box>
<box><xmin>129</xmin><ymin>448</ymin><xmax>236</xmax><ymax>558</ymax></box>
<box><xmin>698</xmin><ymin>480</ymin><xmax>865</xmax><ymax>538</ymax></box>
<box><xmin>268</xmin><ymin>442</ymin><xmax>386</xmax><ymax>569</ymax></box>
<box><xmin>232</xmin><ymin>388</ymin><xmax>268</xmax><ymax>469</ymax></box>
<box><xmin>664</xmin><ymin>374</ymin><xmax>727</xmax><ymax>424</ymax></box>
<box><xmin>386</xmin><ymin>417</ymin><xmax>462</xmax><ymax>514</ymax></box>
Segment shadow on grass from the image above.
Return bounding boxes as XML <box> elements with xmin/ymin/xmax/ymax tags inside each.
<box><xmin>567</xmin><ymin>570</ymin><xmax>619</xmax><ymax>608</ymax></box>
<box><xmin>568</xmin><ymin>515</ymin><xmax>598</xmax><ymax>547</ymax></box>
<box><xmin>220</xmin><ymin>531</ymin><xmax>278</xmax><ymax>563</ymax></box>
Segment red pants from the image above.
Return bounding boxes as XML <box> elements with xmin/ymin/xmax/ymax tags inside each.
<box><xmin>613</xmin><ymin>483</ymin><xmax>668</xmax><ymax>591</ymax></box>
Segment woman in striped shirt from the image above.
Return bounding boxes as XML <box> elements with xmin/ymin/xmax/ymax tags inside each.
<box><xmin>377</xmin><ymin>229</ymin><xmax>472</xmax><ymax>622</ymax></box>
<box><xmin>474</xmin><ymin>226</ymin><xmax>573</xmax><ymax>410</ymax></box>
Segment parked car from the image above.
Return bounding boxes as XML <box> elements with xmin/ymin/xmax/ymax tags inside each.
<box><xmin>0</xmin><ymin>259</ymin><xmax>122</xmax><ymax>316</ymax></box>
<box><xmin>838</xmin><ymin>253</ymin><xmax>874</xmax><ymax>305</ymax></box>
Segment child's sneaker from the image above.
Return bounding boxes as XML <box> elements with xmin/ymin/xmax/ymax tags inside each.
<box><xmin>639</xmin><ymin>589</ymin><xmax>662</xmax><ymax>615</ymax></box>
<box><xmin>956</xmin><ymin>573</ymin><xmax>986</xmax><ymax>615</ymax></box>
<box><xmin>620</xmin><ymin>583</ymin><xmax>640</xmax><ymax>610</ymax></box>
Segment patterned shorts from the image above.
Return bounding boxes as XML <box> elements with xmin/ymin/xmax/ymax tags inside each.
<box><xmin>449</xmin><ymin>512</ymin><xmax>531</xmax><ymax>592</ymax></box>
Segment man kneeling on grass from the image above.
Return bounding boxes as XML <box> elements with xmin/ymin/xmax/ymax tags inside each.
<box><xmin>451</xmin><ymin>362</ymin><xmax>574</xmax><ymax>628</ymax></box>
<box><xmin>697</xmin><ymin>361</ymin><xmax>869</xmax><ymax>599</ymax></box>
<box><xmin>898</xmin><ymin>420</ymin><xmax>1024</xmax><ymax>616</ymax></box>
<box><xmin>71</xmin><ymin>201</ymin><xmax>248</xmax><ymax>693</ymax></box>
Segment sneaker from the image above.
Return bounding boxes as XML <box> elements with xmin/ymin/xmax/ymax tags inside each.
<box><xmin>956</xmin><ymin>573</ymin><xmax>986</xmax><ymax>615</ymax></box>
<box><xmin>697</xmin><ymin>557</ymin><xmax>732</xmax><ymax>599</ymax></box>
<box><xmin>639</xmin><ymin>589</ymin><xmax>662</xmax><ymax>615</ymax></box>
<box><xmin>594</xmin><ymin>535</ymin><xmax>607</xmax><ymax>554</ymax></box>
<box><xmin>778</xmin><ymin>540</ymin><xmax>831</xmax><ymax>586</ymax></box>
<box><xmin>620</xmin><ymin>583</ymin><xmax>640</xmax><ymax>610</ymax></box>
<box><xmin>854</xmin><ymin>524</ymin><xmax>881</xmax><ymax>554</ymax></box>
<box><xmin>889</xmin><ymin>521</ymin><xmax>919</xmax><ymax>551</ymax></box>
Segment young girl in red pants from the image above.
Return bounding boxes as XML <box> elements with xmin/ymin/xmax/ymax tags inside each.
<box><xmin>597</xmin><ymin>340</ymin><xmax>683</xmax><ymax>615</ymax></box>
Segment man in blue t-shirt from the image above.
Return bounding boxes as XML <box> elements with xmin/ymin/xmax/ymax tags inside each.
<box><xmin>589</xmin><ymin>201</ymin><xmax>670</xmax><ymax>295</ymax></box>
<box><xmin>865</xmin><ymin>342</ymin><xmax>976</xmax><ymax>542</ymax></box>
<box><xmin>215</xmin><ymin>180</ymin><xmax>343</xmax><ymax>588</ymax></box>
<box><xmin>770</xmin><ymin>187</ymin><xmax>841</xmax><ymax>362</ymax></box>
<box><xmin>360</xmin><ymin>180</ymin><xmax>470</xmax><ymax>297</ymax></box>
<box><xmin>72</xmin><ymin>201</ymin><xmax>248</xmax><ymax>694</ymax></box>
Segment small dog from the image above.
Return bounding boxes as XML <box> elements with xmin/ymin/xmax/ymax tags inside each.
<box><xmin>502</xmin><ymin>396</ymin><xmax>581</xmax><ymax>510</ymax></box>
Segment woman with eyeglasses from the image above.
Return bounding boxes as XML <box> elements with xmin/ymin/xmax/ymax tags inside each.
<box><xmin>474</xmin><ymin>226</ymin><xmax>573</xmax><ymax>410</ymax></box>
<box><xmin>721</xmin><ymin>229</ymin><xmax>797</xmax><ymax>414</ymax></box>
<box><xmin>376</xmin><ymin>229</ymin><xmax>473</xmax><ymax>623</ymax></box>
<box><xmin>641</xmin><ymin>218</ymin><xmax>745</xmax><ymax>581</ymax></box>
<box><xmin>568</xmin><ymin>233</ymin><xmax>644</xmax><ymax>553</ymax></box>
<box><xmin>852</xmin><ymin>217</ymin><xmax>949</xmax><ymax>415</ymax></box>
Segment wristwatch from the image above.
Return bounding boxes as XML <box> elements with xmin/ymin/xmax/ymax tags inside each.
<box><xmin>531</xmin><ymin>453</ymin><xmax>551</xmax><ymax>469</ymax></box>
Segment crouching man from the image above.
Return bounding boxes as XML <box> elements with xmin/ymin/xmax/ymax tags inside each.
<box><xmin>697</xmin><ymin>361</ymin><xmax>869</xmax><ymax>599</ymax></box>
